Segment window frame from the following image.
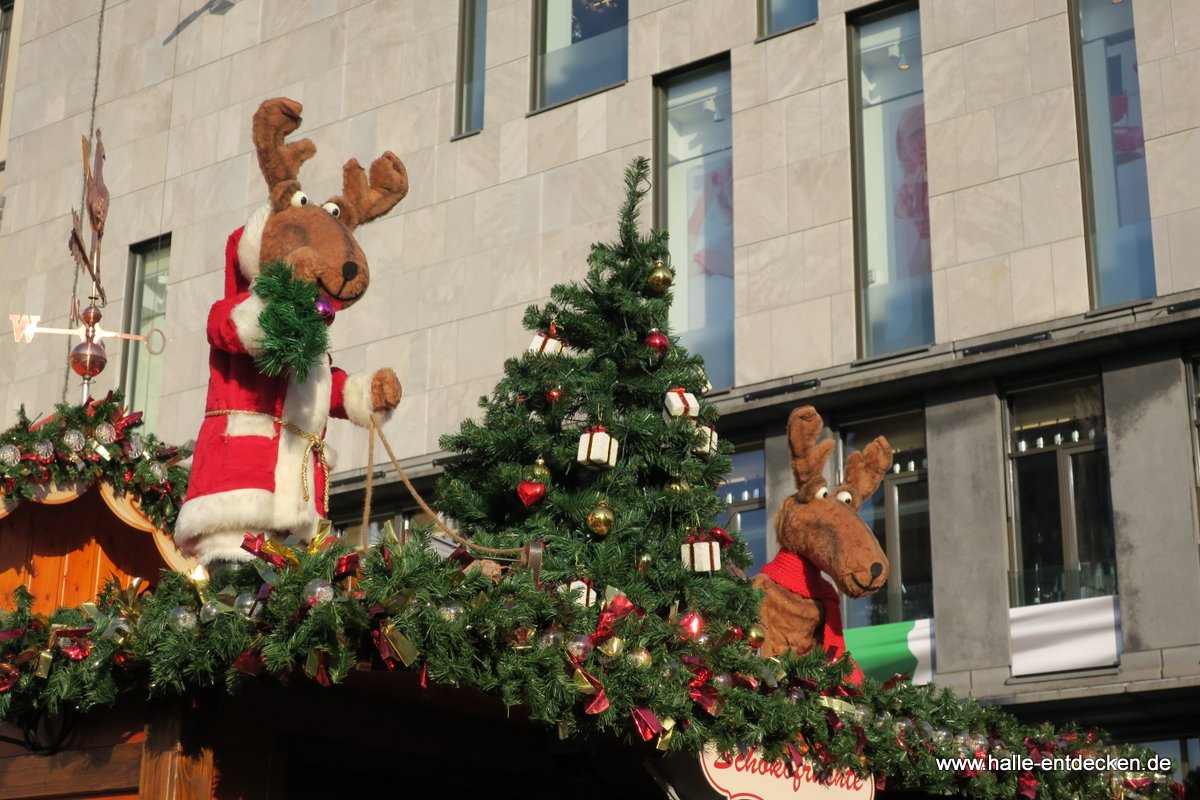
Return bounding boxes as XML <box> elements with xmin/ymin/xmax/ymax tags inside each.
<box><xmin>529</xmin><ymin>0</ymin><xmax>629</xmax><ymax>114</ymax></box>
<box><xmin>453</xmin><ymin>0</ymin><xmax>487</xmax><ymax>138</ymax></box>
<box><xmin>757</xmin><ymin>0</ymin><xmax>819</xmax><ymax>41</ymax></box>
<box><xmin>652</xmin><ymin>55</ymin><xmax>735</xmax><ymax>391</ymax></box>
<box><xmin>1003</xmin><ymin>374</ymin><xmax>1117</xmax><ymax>607</ymax></box>
<box><xmin>847</xmin><ymin>0</ymin><xmax>935</xmax><ymax>360</ymax></box>
<box><xmin>1067</xmin><ymin>0</ymin><xmax>1157</xmax><ymax>309</ymax></box>
<box><xmin>835</xmin><ymin>405</ymin><xmax>932</xmax><ymax>627</ymax></box>
<box><xmin>120</xmin><ymin>234</ymin><xmax>171</xmax><ymax>419</ymax></box>
<box><xmin>718</xmin><ymin>438</ymin><xmax>768</xmax><ymax>574</ymax></box>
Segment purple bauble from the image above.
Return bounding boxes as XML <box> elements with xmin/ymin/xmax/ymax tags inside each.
<box><xmin>315</xmin><ymin>296</ymin><xmax>336</xmax><ymax>326</ymax></box>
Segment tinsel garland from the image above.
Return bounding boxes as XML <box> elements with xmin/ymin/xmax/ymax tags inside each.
<box><xmin>0</xmin><ymin>392</ymin><xmax>189</xmax><ymax>530</ymax></box>
<box><xmin>0</xmin><ymin>531</ymin><xmax>1181</xmax><ymax>800</ymax></box>
<box><xmin>251</xmin><ymin>261</ymin><xmax>329</xmax><ymax>383</ymax></box>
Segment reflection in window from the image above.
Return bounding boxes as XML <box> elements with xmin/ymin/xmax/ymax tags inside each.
<box><xmin>840</xmin><ymin>410</ymin><xmax>932</xmax><ymax>627</ymax></box>
<box><xmin>662</xmin><ymin>62</ymin><xmax>734</xmax><ymax>390</ymax></box>
<box><xmin>1074</xmin><ymin>0</ymin><xmax>1155</xmax><ymax>307</ymax></box>
<box><xmin>852</xmin><ymin>5</ymin><xmax>934</xmax><ymax>357</ymax></box>
<box><xmin>535</xmin><ymin>0</ymin><xmax>627</xmax><ymax>109</ymax></box>
<box><xmin>122</xmin><ymin>237</ymin><xmax>170</xmax><ymax>430</ymax></box>
<box><xmin>760</xmin><ymin>0</ymin><xmax>818</xmax><ymax>37</ymax></box>
<box><xmin>456</xmin><ymin>0</ymin><xmax>487</xmax><ymax>135</ymax></box>
<box><xmin>1007</xmin><ymin>377</ymin><xmax>1117</xmax><ymax>607</ymax></box>
<box><xmin>719</xmin><ymin>445</ymin><xmax>767</xmax><ymax>575</ymax></box>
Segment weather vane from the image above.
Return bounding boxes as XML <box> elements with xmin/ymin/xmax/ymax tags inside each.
<box><xmin>8</xmin><ymin>130</ymin><xmax>165</xmax><ymax>403</ymax></box>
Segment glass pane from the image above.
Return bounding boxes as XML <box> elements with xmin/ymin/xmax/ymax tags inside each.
<box><xmin>458</xmin><ymin>0</ymin><xmax>487</xmax><ymax>133</ymax></box>
<box><xmin>537</xmin><ymin>0</ymin><xmax>627</xmax><ymax>108</ymax></box>
<box><xmin>720</xmin><ymin>447</ymin><xmax>766</xmax><ymax>573</ymax></box>
<box><xmin>1014</xmin><ymin>451</ymin><xmax>1066</xmax><ymax>606</ymax></box>
<box><xmin>855</xmin><ymin>8</ymin><xmax>934</xmax><ymax>357</ymax></box>
<box><xmin>1070</xmin><ymin>449</ymin><xmax>1118</xmax><ymax>597</ymax></box>
<box><xmin>764</xmin><ymin>0</ymin><xmax>818</xmax><ymax>36</ymax></box>
<box><xmin>846</xmin><ymin>486</ymin><xmax>889</xmax><ymax>627</ymax></box>
<box><xmin>1076</xmin><ymin>0</ymin><xmax>1155</xmax><ymax>306</ymax></box>
<box><xmin>1009</xmin><ymin>377</ymin><xmax>1105</xmax><ymax>450</ymax></box>
<box><xmin>1136</xmin><ymin>740</ymin><xmax>1183</xmax><ymax>782</ymax></box>
<box><xmin>128</xmin><ymin>244</ymin><xmax>170</xmax><ymax>430</ymax></box>
<box><xmin>842</xmin><ymin>409</ymin><xmax>926</xmax><ymax>474</ymax></box>
<box><xmin>896</xmin><ymin>479</ymin><xmax>932</xmax><ymax>620</ymax></box>
<box><xmin>664</xmin><ymin>64</ymin><xmax>734</xmax><ymax>389</ymax></box>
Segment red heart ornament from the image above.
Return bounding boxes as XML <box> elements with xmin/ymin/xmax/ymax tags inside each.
<box><xmin>517</xmin><ymin>480</ymin><xmax>546</xmax><ymax>507</ymax></box>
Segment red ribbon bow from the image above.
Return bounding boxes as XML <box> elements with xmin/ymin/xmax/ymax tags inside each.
<box><xmin>241</xmin><ymin>533</ymin><xmax>290</xmax><ymax>570</ymax></box>
<box><xmin>589</xmin><ymin>594</ymin><xmax>643</xmax><ymax>646</ymax></box>
<box><xmin>631</xmin><ymin>707</ymin><xmax>662</xmax><ymax>741</ymax></box>
<box><xmin>1017</xmin><ymin>772</ymin><xmax>1038</xmax><ymax>799</ymax></box>
<box><xmin>334</xmin><ymin>552</ymin><xmax>359</xmax><ymax>581</ymax></box>
<box><xmin>0</xmin><ymin>628</ymin><xmax>27</xmax><ymax>644</ymax></box>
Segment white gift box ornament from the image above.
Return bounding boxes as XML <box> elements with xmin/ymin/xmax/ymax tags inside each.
<box><xmin>663</xmin><ymin>388</ymin><xmax>699</xmax><ymax>424</ymax></box>
<box><xmin>577</xmin><ymin>424</ymin><xmax>619</xmax><ymax>468</ymax></box>
<box><xmin>693</xmin><ymin>424</ymin><xmax>718</xmax><ymax>458</ymax></box>
<box><xmin>681</xmin><ymin>539</ymin><xmax>721</xmax><ymax>573</ymax></box>
<box><xmin>561</xmin><ymin>579</ymin><xmax>597</xmax><ymax>607</ymax></box>
<box><xmin>528</xmin><ymin>329</ymin><xmax>564</xmax><ymax>355</ymax></box>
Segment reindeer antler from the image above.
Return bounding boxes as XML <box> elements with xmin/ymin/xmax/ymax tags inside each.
<box><xmin>336</xmin><ymin>152</ymin><xmax>409</xmax><ymax>230</ymax></box>
<box><xmin>841</xmin><ymin>437</ymin><xmax>892</xmax><ymax>506</ymax></box>
<box><xmin>787</xmin><ymin>406</ymin><xmax>834</xmax><ymax>501</ymax></box>
<box><xmin>252</xmin><ymin>97</ymin><xmax>316</xmax><ymax>210</ymax></box>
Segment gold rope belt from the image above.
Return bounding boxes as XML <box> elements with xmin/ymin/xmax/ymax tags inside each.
<box><xmin>204</xmin><ymin>410</ymin><xmax>329</xmax><ymax>516</ymax></box>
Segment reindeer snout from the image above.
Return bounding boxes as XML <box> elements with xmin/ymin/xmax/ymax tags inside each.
<box><xmin>342</xmin><ymin>261</ymin><xmax>359</xmax><ymax>282</ymax></box>
<box><xmin>870</xmin><ymin>562</ymin><xmax>884</xmax><ymax>579</ymax></box>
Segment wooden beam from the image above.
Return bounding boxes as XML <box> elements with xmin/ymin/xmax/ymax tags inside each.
<box><xmin>0</xmin><ymin>742</ymin><xmax>142</xmax><ymax>799</ymax></box>
<box><xmin>139</xmin><ymin>705</ymin><xmax>214</xmax><ymax>800</ymax></box>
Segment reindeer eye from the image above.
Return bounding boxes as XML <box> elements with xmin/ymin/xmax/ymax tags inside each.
<box><xmin>837</xmin><ymin>490</ymin><xmax>853</xmax><ymax>505</ymax></box>
<box><xmin>322</xmin><ymin>202</ymin><xmax>341</xmax><ymax>218</ymax></box>
<box><xmin>814</xmin><ymin>487</ymin><xmax>829</xmax><ymax>500</ymax></box>
<box><xmin>290</xmin><ymin>191</ymin><xmax>309</xmax><ymax>208</ymax></box>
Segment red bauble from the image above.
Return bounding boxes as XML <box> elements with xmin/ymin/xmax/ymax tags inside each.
<box><xmin>730</xmin><ymin>626</ymin><xmax>745</xmax><ymax>640</ymax></box>
<box><xmin>545</xmin><ymin>388</ymin><xmax>562</xmax><ymax>404</ymax></box>
<box><xmin>644</xmin><ymin>329</ymin><xmax>669</xmax><ymax>359</ymax></box>
<box><xmin>517</xmin><ymin>480</ymin><xmax>546</xmax><ymax>507</ymax></box>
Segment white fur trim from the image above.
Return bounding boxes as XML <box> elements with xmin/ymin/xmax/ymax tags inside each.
<box><xmin>225</xmin><ymin>412</ymin><xmax>275</xmax><ymax>437</ymax></box>
<box><xmin>230</xmin><ymin>293</ymin><xmax>267</xmax><ymax>356</ymax></box>
<box><xmin>237</xmin><ymin>204</ymin><xmax>271</xmax><ymax>281</ymax></box>
<box><xmin>270</xmin><ymin>361</ymin><xmax>334</xmax><ymax>544</ymax></box>
<box><xmin>343</xmin><ymin>371</ymin><xmax>390</xmax><ymax>429</ymax></box>
<box><xmin>175</xmin><ymin>488</ymin><xmax>278</xmax><ymax>564</ymax></box>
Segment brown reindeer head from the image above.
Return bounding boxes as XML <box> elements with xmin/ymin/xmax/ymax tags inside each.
<box><xmin>774</xmin><ymin>406</ymin><xmax>892</xmax><ymax>598</ymax></box>
<box><xmin>246</xmin><ymin>97</ymin><xmax>408</xmax><ymax>309</ymax></box>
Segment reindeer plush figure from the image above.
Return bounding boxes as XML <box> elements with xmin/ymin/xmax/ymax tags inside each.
<box><xmin>753</xmin><ymin>406</ymin><xmax>893</xmax><ymax>683</ymax></box>
<box><xmin>175</xmin><ymin>98</ymin><xmax>408</xmax><ymax>565</ymax></box>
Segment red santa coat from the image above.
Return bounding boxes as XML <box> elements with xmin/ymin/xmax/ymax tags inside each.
<box><xmin>175</xmin><ymin>207</ymin><xmax>379</xmax><ymax>565</ymax></box>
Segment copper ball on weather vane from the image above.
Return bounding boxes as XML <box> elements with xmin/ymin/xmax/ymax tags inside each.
<box><xmin>69</xmin><ymin>341</ymin><xmax>107</xmax><ymax>378</ymax></box>
<box><xmin>80</xmin><ymin>305</ymin><xmax>103</xmax><ymax>326</ymax></box>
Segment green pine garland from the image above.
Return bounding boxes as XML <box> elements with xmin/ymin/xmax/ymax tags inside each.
<box><xmin>0</xmin><ymin>161</ymin><xmax>1182</xmax><ymax>799</ymax></box>
<box><xmin>0</xmin><ymin>392</ymin><xmax>189</xmax><ymax>530</ymax></box>
<box><xmin>251</xmin><ymin>261</ymin><xmax>329</xmax><ymax>383</ymax></box>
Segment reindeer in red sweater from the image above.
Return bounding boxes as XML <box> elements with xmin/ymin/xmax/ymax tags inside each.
<box><xmin>753</xmin><ymin>406</ymin><xmax>893</xmax><ymax>683</ymax></box>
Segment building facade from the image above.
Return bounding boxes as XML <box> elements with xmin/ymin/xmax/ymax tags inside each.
<box><xmin>0</xmin><ymin>0</ymin><xmax>1198</xmax><ymax>779</ymax></box>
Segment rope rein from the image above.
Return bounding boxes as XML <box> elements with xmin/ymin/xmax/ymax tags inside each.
<box><xmin>365</xmin><ymin>417</ymin><xmax>525</xmax><ymax>559</ymax></box>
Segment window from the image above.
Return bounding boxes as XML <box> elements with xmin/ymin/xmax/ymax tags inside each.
<box><xmin>660</xmin><ymin>61</ymin><xmax>734</xmax><ymax>390</ymax></box>
<box><xmin>1072</xmin><ymin>0</ymin><xmax>1155</xmax><ymax>307</ymax></box>
<box><xmin>121</xmin><ymin>237</ymin><xmax>170</xmax><ymax>425</ymax></box>
<box><xmin>851</xmin><ymin>4</ymin><xmax>934</xmax><ymax>358</ymax></box>
<box><xmin>1006</xmin><ymin>377</ymin><xmax>1117</xmax><ymax>607</ymax></box>
<box><xmin>0</xmin><ymin>0</ymin><xmax>13</xmax><ymax>134</ymax></box>
<box><xmin>719</xmin><ymin>444</ymin><xmax>767</xmax><ymax>574</ymax></box>
<box><xmin>839</xmin><ymin>409</ymin><xmax>932</xmax><ymax>627</ymax></box>
<box><xmin>760</xmin><ymin>0</ymin><xmax>818</xmax><ymax>37</ymax></box>
<box><xmin>456</xmin><ymin>0</ymin><xmax>487</xmax><ymax>135</ymax></box>
<box><xmin>534</xmin><ymin>0</ymin><xmax>627</xmax><ymax>110</ymax></box>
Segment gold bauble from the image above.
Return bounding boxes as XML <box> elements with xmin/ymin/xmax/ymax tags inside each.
<box><xmin>666</xmin><ymin>478</ymin><xmax>691</xmax><ymax>494</ymax></box>
<box><xmin>747</xmin><ymin>625</ymin><xmax>766</xmax><ymax>648</ymax></box>
<box><xmin>647</xmin><ymin>262</ymin><xmax>674</xmax><ymax>293</ymax></box>
<box><xmin>636</xmin><ymin>553</ymin><xmax>652</xmax><ymax>574</ymax></box>
<box><xmin>531</xmin><ymin>457</ymin><xmax>551</xmax><ymax>482</ymax></box>
<box><xmin>587</xmin><ymin>500</ymin><xmax>615</xmax><ymax>536</ymax></box>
